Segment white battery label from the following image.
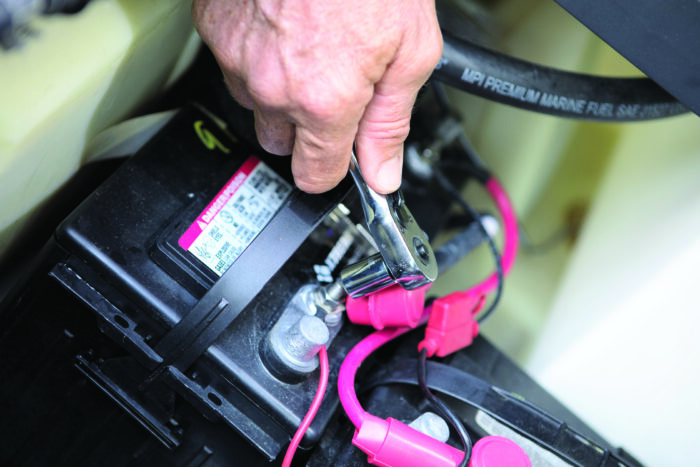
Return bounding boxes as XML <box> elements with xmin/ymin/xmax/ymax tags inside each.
<box><xmin>178</xmin><ymin>156</ymin><xmax>292</xmax><ymax>276</ymax></box>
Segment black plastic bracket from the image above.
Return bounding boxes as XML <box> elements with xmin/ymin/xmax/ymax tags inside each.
<box><xmin>164</xmin><ymin>367</ymin><xmax>287</xmax><ymax>460</ymax></box>
<box><xmin>50</xmin><ymin>263</ymin><xmax>163</xmax><ymax>369</ymax></box>
<box><xmin>365</xmin><ymin>358</ymin><xmax>642</xmax><ymax>467</ymax></box>
<box><xmin>74</xmin><ymin>354</ymin><xmax>182</xmax><ymax>449</ymax></box>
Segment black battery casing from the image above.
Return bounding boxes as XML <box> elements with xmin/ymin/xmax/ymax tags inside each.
<box><xmin>0</xmin><ymin>103</ymin><xmax>364</xmax><ymax>466</ymax></box>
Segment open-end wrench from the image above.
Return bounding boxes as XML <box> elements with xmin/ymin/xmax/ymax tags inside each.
<box><xmin>340</xmin><ymin>153</ymin><xmax>438</xmax><ymax>298</ymax></box>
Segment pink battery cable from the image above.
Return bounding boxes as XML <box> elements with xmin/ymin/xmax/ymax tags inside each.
<box><xmin>281</xmin><ymin>346</ymin><xmax>329</xmax><ymax>467</ymax></box>
<box><xmin>338</xmin><ymin>320</ymin><xmax>464</xmax><ymax>467</ymax></box>
<box><xmin>335</xmin><ymin>176</ymin><xmax>520</xmax><ymax>466</ymax></box>
<box><xmin>467</xmin><ymin>177</ymin><xmax>518</xmax><ymax>299</ymax></box>
<box><xmin>338</xmin><ymin>327</ymin><xmax>411</xmax><ymax>428</ymax></box>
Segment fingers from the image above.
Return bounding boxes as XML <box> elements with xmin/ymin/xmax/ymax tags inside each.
<box><xmin>287</xmin><ymin>79</ymin><xmax>372</xmax><ymax>193</ymax></box>
<box><xmin>224</xmin><ymin>73</ymin><xmax>296</xmax><ymax>156</ymax></box>
<box><xmin>355</xmin><ymin>4</ymin><xmax>443</xmax><ymax>194</ymax></box>
<box><xmin>192</xmin><ymin>0</ymin><xmax>444</xmax><ymax>195</ymax></box>
<box><xmin>254</xmin><ymin>107</ymin><xmax>295</xmax><ymax>155</ymax></box>
<box><xmin>291</xmin><ymin>122</ymin><xmax>357</xmax><ymax>194</ymax></box>
<box><xmin>354</xmin><ymin>86</ymin><xmax>413</xmax><ymax>194</ymax></box>
<box><xmin>223</xmin><ymin>74</ymin><xmax>255</xmax><ymax>110</ymax></box>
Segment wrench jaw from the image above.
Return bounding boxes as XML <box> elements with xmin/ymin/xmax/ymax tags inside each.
<box><xmin>341</xmin><ymin>154</ymin><xmax>438</xmax><ymax>299</ymax></box>
<box><xmin>385</xmin><ymin>190</ymin><xmax>438</xmax><ymax>283</ymax></box>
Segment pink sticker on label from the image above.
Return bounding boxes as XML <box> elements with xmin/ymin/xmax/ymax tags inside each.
<box><xmin>178</xmin><ymin>157</ymin><xmax>260</xmax><ymax>250</ymax></box>
<box><xmin>178</xmin><ymin>156</ymin><xmax>293</xmax><ymax>276</ymax></box>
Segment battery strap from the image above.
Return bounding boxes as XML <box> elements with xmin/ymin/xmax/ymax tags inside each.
<box><xmin>149</xmin><ymin>186</ymin><xmax>351</xmax><ymax>378</ymax></box>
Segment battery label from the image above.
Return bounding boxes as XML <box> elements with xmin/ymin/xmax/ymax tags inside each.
<box><xmin>178</xmin><ymin>156</ymin><xmax>292</xmax><ymax>276</ymax></box>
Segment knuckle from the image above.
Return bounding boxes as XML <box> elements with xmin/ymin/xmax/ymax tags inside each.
<box><xmin>426</xmin><ymin>32</ymin><xmax>444</xmax><ymax>68</ymax></box>
<box><xmin>400</xmin><ymin>17</ymin><xmax>443</xmax><ymax>76</ymax></box>
<box><xmin>415</xmin><ymin>30</ymin><xmax>443</xmax><ymax>73</ymax></box>
<box><xmin>299</xmin><ymin>92</ymin><xmax>344</xmax><ymax>121</ymax></box>
<box><xmin>255</xmin><ymin>122</ymin><xmax>294</xmax><ymax>155</ymax></box>
<box><xmin>296</xmin><ymin>81</ymin><xmax>368</xmax><ymax>122</ymax></box>
<box><xmin>363</xmin><ymin>116</ymin><xmax>411</xmax><ymax>143</ymax></box>
<box><xmin>192</xmin><ymin>1</ymin><xmax>235</xmax><ymax>51</ymax></box>
<box><xmin>248</xmin><ymin>79</ymin><xmax>287</xmax><ymax>109</ymax></box>
<box><xmin>293</xmin><ymin>170</ymin><xmax>343</xmax><ymax>194</ymax></box>
<box><xmin>191</xmin><ymin>0</ymin><xmax>210</xmax><ymax>31</ymax></box>
<box><xmin>258</xmin><ymin>136</ymin><xmax>292</xmax><ymax>155</ymax></box>
<box><xmin>291</xmin><ymin>139</ymin><xmax>350</xmax><ymax>193</ymax></box>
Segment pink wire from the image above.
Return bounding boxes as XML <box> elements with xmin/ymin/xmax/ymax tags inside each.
<box><xmin>466</xmin><ymin>177</ymin><xmax>519</xmax><ymax>298</ymax></box>
<box><xmin>282</xmin><ymin>346</ymin><xmax>329</xmax><ymax>467</ymax></box>
<box><xmin>335</xmin><ymin>177</ymin><xmax>518</xmax><ymax>446</ymax></box>
<box><xmin>338</xmin><ymin>327</ymin><xmax>414</xmax><ymax>429</ymax></box>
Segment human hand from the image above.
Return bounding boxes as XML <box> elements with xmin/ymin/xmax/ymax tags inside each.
<box><xmin>192</xmin><ymin>0</ymin><xmax>443</xmax><ymax>194</ymax></box>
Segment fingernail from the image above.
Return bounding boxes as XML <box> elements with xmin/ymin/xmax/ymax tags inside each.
<box><xmin>375</xmin><ymin>153</ymin><xmax>402</xmax><ymax>194</ymax></box>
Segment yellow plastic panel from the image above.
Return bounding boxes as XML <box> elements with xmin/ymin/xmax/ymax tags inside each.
<box><xmin>0</xmin><ymin>0</ymin><xmax>198</xmax><ymax>257</ymax></box>
<box><xmin>527</xmin><ymin>114</ymin><xmax>700</xmax><ymax>465</ymax></box>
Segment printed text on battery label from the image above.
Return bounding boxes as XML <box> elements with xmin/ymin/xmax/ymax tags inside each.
<box><xmin>179</xmin><ymin>157</ymin><xmax>292</xmax><ymax>276</ymax></box>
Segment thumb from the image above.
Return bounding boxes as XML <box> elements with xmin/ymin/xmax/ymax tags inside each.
<box><xmin>354</xmin><ymin>76</ymin><xmax>419</xmax><ymax>194</ymax></box>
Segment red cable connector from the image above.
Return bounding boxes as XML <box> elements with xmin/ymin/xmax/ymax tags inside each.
<box><xmin>339</xmin><ymin>326</ymin><xmax>466</xmax><ymax>466</ymax></box>
<box><xmin>346</xmin><ymin>284</ymin><xmax>430</xmax><ymax>330</ymax></box>
<box><xmin>418</xmin><ymin>291</ymin><xmax>485</xmax><ymax>358</ymax></box>
<box><xmin>353</xmin><ymin>414</ymin><xmax>464</xmax><ymax>467</ymax></box>
<box><xmin>468</xmin><ymin>436</ymin><xmax>531</xmax><ymax>467</ymax></box>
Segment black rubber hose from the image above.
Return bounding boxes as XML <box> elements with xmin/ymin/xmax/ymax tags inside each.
<box><xmin>434</xmin><ymin>217</ymin><xmax>486</xmax><ymax>274</ymax></box>
<box><xmin>433</xmin><ymin>169</ymin><xmax>503</xmax><ymax>325</ymax></box>
<box><xmin>433</xmin><ymin>32</ymin><xmax>689</xmax><ymax>121</ymax></box>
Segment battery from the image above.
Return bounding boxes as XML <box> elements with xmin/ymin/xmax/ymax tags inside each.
<box><xmin>0</xmin><ymin>83</ymin><xmax>645</xmax><ymax>467</ymax></box>
<box><xmin>0</xmin><ymin>102</ymin><xmax>364</xmax><ymax>466</ymax></box>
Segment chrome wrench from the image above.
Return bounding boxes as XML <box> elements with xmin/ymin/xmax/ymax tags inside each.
<box><xmin>340</xmin><ymin>153</ymin><xmax>438</xmax><ymax>298</ymax></box>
